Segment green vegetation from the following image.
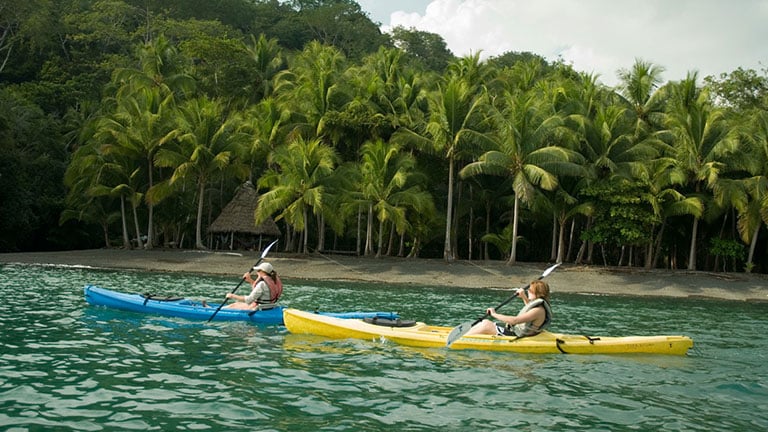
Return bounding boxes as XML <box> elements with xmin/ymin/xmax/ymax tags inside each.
<box><xmin>2</xmin><ymin>0</ymin><xmax>768</xmax><ymax>274</ymax></box>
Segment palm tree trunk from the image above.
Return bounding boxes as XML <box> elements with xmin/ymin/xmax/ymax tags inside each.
<box><xmin>102</xmin><ymin>222</ymin><xmax>110</xmax><ymax>248</ymax></box>
<box><xmin>146</xmin><ymin>156</ymin><xmax>154</xmax><ymax>249</ymax></box>
<box><xmin>506</xmin><ymin>194</ymin><xmax>520</xmax><ymax>265</ymax></box>
<box><xmin>566</xmin><ymin>218</ymin><xmax>576</xmax><ymax>262</ymax></box>
<box><xmin>120</xmin><ymin>196</ymin><xmax>131</xmax><ymax>249</ymax></box>
<box><xmin>468</xmin><ymin>193</ymin><xmax>474</xmax><ymax>261</ymax></box>
<box><xmin>386</xmin><ymin>222</ymin><xmax>395</xmax><ymax>256</ymax></box>
<box><xmin>317</xmin><ymin>214</ymin><xmax>325</xmax><ymax>252</ymax></box>
<box><xmin>376</xmin><ymin>218</ymin><xmax>385</xmax><ymax>258</ymax></box>
<box><xmin>747</xmin><ymin>226</ymin><xmax>759</xmax><ymax>271</ymax></box>
<box><xmin>651</xmin><ymin>219</ymin><xmax>667</xmax><ymax>269</ymax></box>
<box><xmin>195</xmin><ymin>181</ymin><xmax>206</xmax><ymax>249</ymax></box>
<box><xmin>550</xmin><ymin>213</ymin><xmax>558</xmax><ymax>262</ymax></box>
<box><xmin>443</xmin><ymin>156</ymin><xmax>455</xmax><ymax>262</ymax></box>
<box><xmin>303</xmin><ymin>207</ymin><xmax>309</xmax><ymax>254</ymax></box>
<box><xmin>365</xmin><ymin>203</ymin><xmax>374</xmax><ymax>256</ymax></box>
<box><xmin>557</xmin><ymin>216</ymin><xmax>567</xmax><ymax>263</ymax></box>
<box><xmin>132</xmin><ymin>201</ymin><xmax>143</xmax><ymax>249</ymax></box>
<box><xmin>484</xmin><ymin>203</ymin><xmax>491</xmax><ymax>260</ymax></box>
<box><xmin>688</xmin><ymin>217</ymin><xmax>699</xmax><ymax>270</ymax></box>
<box><xmin>356</xmin><ymin>205</ymin><xmax>362</xmax><ymax>256</ymax></box>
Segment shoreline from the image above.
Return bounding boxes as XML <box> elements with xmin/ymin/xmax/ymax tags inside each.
<box><xmin>2</xmin><ymin>248</ymin><xmax>768</xmax><ymax>302</ymax></box>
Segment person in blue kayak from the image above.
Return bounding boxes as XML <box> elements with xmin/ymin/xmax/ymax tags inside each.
<box><xmin>224</xmin><ymin>262</ymin><xmax>284</xmax><ymax>309</ymax></box>
<box><xmin>464</xmin><ymin>280</ymin><xmax>552</xmax><ymax>337</ymax></box>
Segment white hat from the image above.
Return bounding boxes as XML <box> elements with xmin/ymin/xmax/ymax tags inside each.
<box><xmin>254</xmin><ymin>262</ymin><xmax>273</xmax><ymax>274</ymax></box>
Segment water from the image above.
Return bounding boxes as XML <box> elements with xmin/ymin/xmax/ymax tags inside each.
<box><xmin>1</xmin><ymin>263</ymin><xmax>767</xmax><ymax>431</ymax></box>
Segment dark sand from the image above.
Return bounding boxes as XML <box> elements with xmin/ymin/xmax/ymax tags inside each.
<box><xmin>2</xmin><ymin>249</ymin><xmax>767</xmax><ymax>301</ymax></box>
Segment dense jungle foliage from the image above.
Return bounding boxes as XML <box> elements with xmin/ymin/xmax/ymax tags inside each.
<box><xmin>2</xmin><ymin>0</ymin><xmax>768</xmax><ymax>274</ymax></box>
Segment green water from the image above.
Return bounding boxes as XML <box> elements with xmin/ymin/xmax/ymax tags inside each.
<box><xmin>1</xmin><ymin>263</ymin><xmax>767</xmax><ymax>431</ymax></box>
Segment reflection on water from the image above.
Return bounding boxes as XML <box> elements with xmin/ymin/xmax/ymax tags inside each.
<box><xmin>1</xmin><ymin>262</ymin><xmax>767</xmax><ymax>431</ymax></box>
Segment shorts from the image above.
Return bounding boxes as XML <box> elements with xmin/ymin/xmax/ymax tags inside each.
<box><xmin>495</xmin><ymin>325</ymin><xmax>516</xmax><ymax>336</ymax></box>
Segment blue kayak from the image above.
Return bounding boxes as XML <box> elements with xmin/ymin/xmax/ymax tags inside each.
<box><xmin>83</xmin><ymin>285</ymin><xmax>399</xmax><ymax>324</ymax></box>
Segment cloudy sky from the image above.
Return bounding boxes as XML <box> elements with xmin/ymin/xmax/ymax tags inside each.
<box><xmin>357</xmin><ymin>0</ymin><xmax>768</xmax><ymax>87</ymax></box>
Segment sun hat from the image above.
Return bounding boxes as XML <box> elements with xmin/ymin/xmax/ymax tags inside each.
<box><xmin>254</xmin><ymin>262</ymin><xmax>273</xmax><ymax>274</ymax></box>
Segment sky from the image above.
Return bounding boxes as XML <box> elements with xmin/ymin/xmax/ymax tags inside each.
<box><xmin>356</xmin><ymin>0</ymin><xmax>768</xmax><ymax>87</ymax></box>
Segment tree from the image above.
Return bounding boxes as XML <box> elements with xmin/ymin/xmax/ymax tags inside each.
<box><xmin>389</xmin><ymin>26</ymin><xmax>454</xmax><ymax>73</ymax></box>
<box><xmin>0</xmin><ymin>0</ymin><xmax>56</xmax><ymax>76</ymax></box>
<box><xmin>275</xmin><ymin>41</ymin><xmax>347</xmax><ymax>140</ymax></box>
<box><xmin>461</xmin><ymin>82</ymin><xmax>582</xmax><ymax>264</ymax></box>
<box><xmin>617</xmin><ymin>58</ymin><xmax>668</xmax><ymax>136</ymax></box>
<box><xmin>99</xmin><ymin>87</ymin><xmax>178</xmax><ymax>249</ymax></box>
<box><xmin>106</xmin><ymin>35</ymin><xmax>194</xmax><ymax>248</ymax></box>
<box><xmin>664</xmin><ymin>73</ymin><xmax>738</xmax><ymax>270</ymax></box>
<box><xmin>295</xmin><ymin>0</ymin><xmax>388</xmax><ymax>61</ymax></box>
<box><xmin>242</xmin><ymin>33</ymin><xmax>285</xmax><ymax>102</ymax></box>
<box><xmin>717</xmin><ymin>110</ymin><xmax>768</xmax><ymax>270</ymax></box>
<box><xmin>152</xmin><ymin>97</ymin><xmax>250</xmax><ymax>249</ymax></box>
<box><xmin>705</xmin><ymin>67</ymin><xmax>768</xmax><ymax>113</ymax></box>
<box><xmin>255</xmin><ymin>136</ymin><xmax>338</xmax><ymax>253</ymax></box>
<box><xmin>356</xmin><ymin>139</ymin><xmax>432</xmax><ymax>257</ymax></box>
<box><xmin>397</xmin><ymin>72</ymin><xmax>490</xmax><ymax>262</ymax></box>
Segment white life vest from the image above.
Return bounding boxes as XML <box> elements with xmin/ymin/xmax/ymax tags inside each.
<box><xmin>510</xmin><ymin>298</ymin><xmax>552</xmax><ymax>337</ymax></box>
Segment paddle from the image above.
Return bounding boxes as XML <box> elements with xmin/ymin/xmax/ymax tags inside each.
<box><xmin>445</xmin><ymin>262</ymin><xmax>560</xmax><ymax>346</ymax></box>
<box><xmin>207</xmin><ymin>239</ymin><xmax>279</xmax><ymax>322</ymax></box>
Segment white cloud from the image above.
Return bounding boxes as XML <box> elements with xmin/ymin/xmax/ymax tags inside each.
<box><xmin>376</xmin><ymin>0</ymin><xmax>768</xmax><ymax>87</ymax></box>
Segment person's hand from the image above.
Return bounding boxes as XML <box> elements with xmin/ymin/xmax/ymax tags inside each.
<box><xmin>486</xmin><ymin>307</ymin><xmax>496</xmax><ymax>316</ymax></box>
<box><xmin>515</xmin><ymin>288</ymin><xmax>524</xmax><ymax>297</ymax></box>
<box><xmin>226</xmin><ymin>293</ymin><xmax>235</xmax><ymax>300</ymax></box>
<box><xmin>243</xmin><ymin>272</ymin><xmax>251</xmax><ymax>280</ymax></box>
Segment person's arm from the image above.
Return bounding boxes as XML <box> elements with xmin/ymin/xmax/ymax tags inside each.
<box><xmin>226</xmin><ymin>273</ymin><xmax>257</xmax><ymax>302</ymax></box>
<box><xmin>242</xmin><ymin>280</ymin><xmax>266</xmax><ymax>304</ymax></box>
<box><xmin>486</xmin><ymin>307</ymin><xmax>542</xmax><ymax>327</ymax></box>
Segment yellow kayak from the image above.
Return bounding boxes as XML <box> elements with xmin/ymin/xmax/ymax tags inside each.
<box><xmin>283</xmin><ymin>308</ymin><xmax>694</xmax><ymax>355</ymax></box>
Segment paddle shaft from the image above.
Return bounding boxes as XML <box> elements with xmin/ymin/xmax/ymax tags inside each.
<box><xmin>207</xmin><ymin>239</ymin><xmax>278</xmax><ymax>322</ymax></box>
<box><xmin>445</xmin><ymin>262</ymin><xmax>560</xmax><ymax>346</ymax></box>
<box><xmin>470</xmin><ymin>282</ymin><xmax>532</xmax><ymax>326</ymax></box>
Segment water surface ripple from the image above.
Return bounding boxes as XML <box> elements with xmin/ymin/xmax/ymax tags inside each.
<box><xmin>1</xmin><ymin>263</ymin><xmax>767</xmax><ymax>431</ymax></box>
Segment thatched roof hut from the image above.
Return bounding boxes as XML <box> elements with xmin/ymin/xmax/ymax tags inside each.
<box><xmin>209</xmin><ymin>182</ymin><xmax>281</xmax><ymax>250</ymax></box>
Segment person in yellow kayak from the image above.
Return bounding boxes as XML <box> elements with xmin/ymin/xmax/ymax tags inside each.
<box><xmin>464</xmin><ymin>280</ymin><xmax>552</xmax><ymax>337</ymax></box>
<box><xmin>224</xmin><ymin>262</ymin><xmax>283</xmax><ymax>309</ymax></box>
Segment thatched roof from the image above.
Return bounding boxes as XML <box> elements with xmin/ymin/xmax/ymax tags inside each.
<box><xmin>209</xmin><ymin>182</ymin><xmax>281</xmax><ymax>236</ymax></box>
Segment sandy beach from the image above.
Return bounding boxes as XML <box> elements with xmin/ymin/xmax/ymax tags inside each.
<box><xmin>2</xmin><ymin>248</ymin><xmax>767</xmax><ymax>302</ymax></box>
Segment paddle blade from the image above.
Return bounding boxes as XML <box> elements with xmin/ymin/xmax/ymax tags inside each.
<box><xmin>446</xmin><ymin>319</ymin><xmax>478</xmax><ymax>347</ymax></box>
<box><xmin>541</xmin><ymin>262</ymin><xmax>561</xmax><ymax>278</ymax></box>
<box><xmin>259</xmin><ymin>239</ymin><xmax>279</xmax><ymax>261</ymax></box>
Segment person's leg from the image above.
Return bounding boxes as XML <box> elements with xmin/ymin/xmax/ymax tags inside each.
<box><xmin>463</xmin><ymin>320</ymin><xmax>498</xmax><ymax>336</ymax></box>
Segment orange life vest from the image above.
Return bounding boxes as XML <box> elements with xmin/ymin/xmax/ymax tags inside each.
<box><xmin>258</xmin><ymin>274</ymin><xmax>283</xmax><ymax>304</ymax></box>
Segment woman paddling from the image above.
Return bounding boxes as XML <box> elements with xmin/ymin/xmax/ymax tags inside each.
<box><xmin>464</xmin><ymin>280</ymin><xmax>552</xmax><ymax>337</ymax></box>
<box><xmin>223</xmin><ymin>262</ymin><xmax>283</xmax><ymax>309</ymax></box>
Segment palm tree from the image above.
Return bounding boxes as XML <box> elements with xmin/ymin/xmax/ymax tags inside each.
<box><xmin>664</xmin><ymin>73</ymin><xmax>738</xmax><ymax>270</ymax></box>
<box><xmin>99</xmin><ymin>87</ymin><xmax>178</xmax><ymax>249</ymax></box>
<box><xmin>561</xmin><ymin>73</ymin><xmax>658</xmax><ymax>263</ymax></box>
<box><xmin>243</xmin><ymin>97</ymin><xmax>292</xmax><ymax>181</ymax></box>
<box><xmin>717</xmin><ymin>110</ymin><xmax>768</xmax><ymax>269</ymax></box>
<box><xmin>356</xmin><ymin>139</ymin><xmax>432</xmax><ymax>257</ymax></box>
<box><xmin>348</xmin><ymin>46</ymin><xmax>429</xmax><ymax>136</ymax></box>
<box><xmin>102</xmin><ymin>35</ymin><xmax>194</xmax><ymax>248</ymax></box>
<box><xmin>274</xmin><ymin>41</ymin><xmax>347</xmax><ymax>139</ymax></box>
<box><xmin>460</xmin><ymin>86</ymin><xmax>582</xmax><ymax>264</ymax></box>
<box><xmin>617</xmin><ymin>59</ymin><xmax>668</xmax><ymax>136</ymax></box>
<box><xmin>644</xmin><ymin>157</ymin><xmax>703</xmax><ymax>268</ymax></box>
<box><xmin>113</xmin><ymin>34</ymin><xmax>195</xmax><ymax>101</ymax></box>
<box><xmin>255</xmin><ymin>136</ymin><xmax>339</xmax><ymax>253</ymax></box>
<box><xmin>151</xmin><ymin>97</ymin><xmax>250</xmax><ymax>249</ymax></box>
<box><xmin>243</xmin><ymin>33</ymin><xmax>285</xmax><ymax>103</ymax></box>
<box><xmin>396</xmin><ymin>73</ymin><xmax>491</xmax><ymax>261</ymax></box>
<box><xmin>62</xmin><ymin>144</ymin><xmax>125</xmax><ymax>248</ymax></box>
